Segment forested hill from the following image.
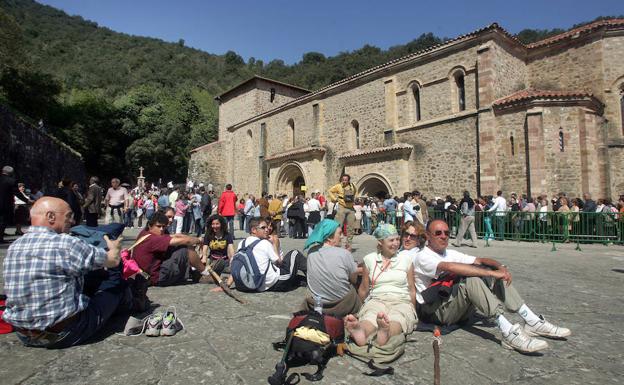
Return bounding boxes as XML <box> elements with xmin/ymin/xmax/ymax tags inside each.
<box><xmin>0</xmin><ymin>0</ymin><xmax>619</xmax><ymax>183</ymax></box>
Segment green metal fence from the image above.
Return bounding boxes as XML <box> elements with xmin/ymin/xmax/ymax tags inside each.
<box><xmin>428</xmin><ymin>209</ymin><xmax>623</xmax><ymax>245</ymax></box>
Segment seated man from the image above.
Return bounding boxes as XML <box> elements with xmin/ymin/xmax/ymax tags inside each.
<box><xmin>2</xmin><ymin>197</ymin><xmax>126</xmax><ymax>348</ymax></box>
<box><xmin>133</xmin><ymin>211</ymin><xmax>206</xmax><ymax>287</ymax></box>
<box><xmin>412</xmin><ymin>219</ymin><xmax>571</xmax><ymax>353</ymax></box>
<box><xmin>225</xmin><ymin>217</ymin><xmax>306</xmax><ymax>292</ymax></box>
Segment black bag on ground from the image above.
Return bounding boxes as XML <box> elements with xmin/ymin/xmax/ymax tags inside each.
<box><xmin>269</xmin><ymin>310</ymin><xmax>345</xmax><ymax>384</ymax></box>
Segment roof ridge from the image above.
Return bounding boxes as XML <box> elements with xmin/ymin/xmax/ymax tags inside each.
<box><xmin>526</xmin><ymin>18</ymin><xmax>624</xmax><ymax>49</ymax></box>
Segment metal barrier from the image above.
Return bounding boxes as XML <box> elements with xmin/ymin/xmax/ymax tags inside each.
<box><xmin>428</xmin><ymin>209</ymin><xmax>623</xmax><ymax>245</ymax></box>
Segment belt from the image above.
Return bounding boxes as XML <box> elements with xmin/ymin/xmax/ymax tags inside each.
<box><xmin>16</xmin><ymin>313</ymin><xmax>79</xmax><ymax>337</ymax></box>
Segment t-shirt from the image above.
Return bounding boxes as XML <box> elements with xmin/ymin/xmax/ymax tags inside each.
<box><xmin>363</xmin><ymin>251</ymin><xmax>412</xmax><ymax>301</ymax></box>
<box><xmin>237</xmin><ymin>236</ymin><xmax>279</xmax><ymax>291</ymax></box>
<box><xmin>307</xmin><ymin>245</ymin><xmax>357</xmax><ymax>303</ymax></box>
<box><xmin>384</xmin><ymin>198</ymin><xmax>398</xmax><ymax>212</ymax></box>
<box><xmin>106</xmin><ymin>187</ymin><xmax>128</xmax><ymax>206</ymax></box>
<box><xmin>133</xmin><ymin>230</ymin><xmax>173</xmax><ymax>285</ymax></box>
<box><xmin>203</xmin><ymin>233</ymin><xmax>234</xmax><ymax>260</ymax></box>
<box><xmin>411</xmin><ymin>246</ymin><xmax>476</xmax><ymax>304</ymax></box>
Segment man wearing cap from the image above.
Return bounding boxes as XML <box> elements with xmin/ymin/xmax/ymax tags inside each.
<box><xmin>0</xmin><ymin>166</ymin><xmax>16</xmax><ymax>243</ymax></box>
<box><xmin>328</xmin><ymin>174</ymin><xmax>358</xmax><ymax>246</ymax></box>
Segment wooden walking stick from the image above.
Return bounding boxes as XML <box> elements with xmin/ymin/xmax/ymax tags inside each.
<box><xmin>433</xmin><ymin>326</ymin><xmax>441</xmax><ymax>385</ymax></box>
<box><xmin>205</xmin><ymin>262</ymin><xmax>247</xmax><ymax>304</ymax></box>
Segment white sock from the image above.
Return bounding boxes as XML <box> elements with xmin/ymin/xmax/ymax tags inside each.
<box><xmin>518</xmin><ymin>304</ymin><xmax>540</xmax><ymax>325</ymax></box>
<box><xmin>497</xmin><ymin>314</ymin><xmax>513</xmax><ymax>335</ymax></box>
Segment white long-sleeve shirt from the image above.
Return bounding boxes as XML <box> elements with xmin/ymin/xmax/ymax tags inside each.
<box><xmin>488</xmin><ymin>196</ymin><xmax>507</xmax><ymax>216</ymax></box>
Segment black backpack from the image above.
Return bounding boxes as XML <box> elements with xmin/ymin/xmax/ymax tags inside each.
<box><xmin>269</xmin><ymin>311</ymin><xmax>345</xmax><ymax>384</ymax></box>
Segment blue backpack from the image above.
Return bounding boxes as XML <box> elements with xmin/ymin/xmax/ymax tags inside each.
<box><xmin>231</xmin><ymin>239</ymin><xmax>271</xmax><ymax>292</ymax></box>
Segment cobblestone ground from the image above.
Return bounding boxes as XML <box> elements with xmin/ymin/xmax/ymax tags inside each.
<box><xmin>0</xmin><ymin>226</ymin><xmax>623</xmax><ymax>385</ymax></box>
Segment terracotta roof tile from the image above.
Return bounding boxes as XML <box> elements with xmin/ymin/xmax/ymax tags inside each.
<box><xmin>527</xmin><ymin>18</ymin><xmax>624</xmax><ymax>49</ymax></box>
<box><xmin>339</xmin><ymin>143</ymin><xmax>413</xmax><ymax>160</ymax></box>
<box><xmin>190</xmin><ymin>140</ymin><xmax>223</xmax><ymax>153</ymax></box>
<box><xmin>265</xmin><ymin>146</ymin><xmax>326</xmax><ymax>161</ymax></box>
<box><xmin>492</xmin><ymin>89</ymin><xmax>600</xmax><ymax>108</ymax></box>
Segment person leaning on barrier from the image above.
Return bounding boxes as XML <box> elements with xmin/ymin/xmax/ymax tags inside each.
<box><xmin>411</xmin><ymin>219</ymin><xmax>571</xmax><ymax>354</ymax></box>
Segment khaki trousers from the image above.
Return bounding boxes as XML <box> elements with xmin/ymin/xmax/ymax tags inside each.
<box><xmin>455</xmin><ymin>215</ymin><xmax>477</xmax><ymax>245</ymax></box>
<box><xmin>418</xmin><ymin>277</ymin><xmax>524</xmax><ymax>325</ymax></box>
<box><xmin>334</xmin><ymin>205</ymin><xmax>356</xmax><ymax>244</ymax></box>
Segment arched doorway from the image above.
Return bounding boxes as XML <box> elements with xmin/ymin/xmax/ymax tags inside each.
<box><xmin>357</xmin><ymin>174</ymin><xmax>392</xmax><ymax>199</ymax></box>
<box><xmin>275</xmin><ymin>163</ymin><xmax>307</xmax><ymax>197</ymax></box>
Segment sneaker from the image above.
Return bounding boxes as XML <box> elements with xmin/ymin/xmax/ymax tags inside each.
<box><xmin>501</xmin><ymin>323</ymin><xmax>549</xmax><ymax>353</ymax></box>
<box><xmin>161</xmin><ymin>307</ymin><xmax>184</xmax><ymax>336</ymax></box>
<box><xmin>145</xmin><ymin>313</ymin><xmax>163</xmax><ymax>337</ymax></box>
<box><xmin>524</xmin><ymin>315</ymin><xmax>571</xmax><ymax>339</ymax></box>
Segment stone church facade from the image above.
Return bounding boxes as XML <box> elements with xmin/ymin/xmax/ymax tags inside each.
<box><xmin>189</xmin><ymin>20</ymin><xmax>624</xmax><ymax>200</ymax></box>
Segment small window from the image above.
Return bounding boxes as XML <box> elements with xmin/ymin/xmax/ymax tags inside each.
<box><xmin>620</xmin><ymin>90</ymin><xmax>624</xmax><ymax>135</ymax></box>
<box><xmin>287</xmin><ymin>118</ymin><xmax>295</xmax><ymax>148</ymax></box>
<box><xmin>510</xmin><ymin>135</ymin><xmax>515</xmax><ymax>156</ymax></box>
<box><xmin>559</xmin><ymin>129</ymin><xmax>564</xmax><ymax>152</ymax></box>
<box><xmin>412</xmin><ymin>84</ymin><xmax>421</xmax><ymax>121</ymax></box>
<box><xmin>270</xmin><ymin>88</ymin><xmax>276</xmax><ymax>102</ymax></box>
<box><xmin>351</xmin><ymin>120</ymin><xmax>360</xmax><ymax>149</ymax></box>
<box><xmin>246</xmin><ymin>129</ymin><xmax>253</xmax><ymax>155</ymax></box>
<box><xmin>455</xmin><ymin>74</ymin><xmax>466</xmax><ymax>111</ymax></box>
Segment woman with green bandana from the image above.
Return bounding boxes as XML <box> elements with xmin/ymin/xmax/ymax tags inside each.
<box><xmin>344</xmin><ymin>223</ymin><xmax>417</xmax><ymax>347</ymax></box>
<box><xmin>300</xmin><ymin>219</ymin><xmax>361</xmax><ymax>317</ymax></box>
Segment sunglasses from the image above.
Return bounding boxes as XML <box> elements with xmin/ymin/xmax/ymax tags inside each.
<box><xmin>405</xmin><ymin>233</ymin><xmax>420</xmax><ymax>240</ymax></box>
<box><xmin>433</xmin><ymin>230</ymin><xmax>451</xmax><ymax>237</ymax></box>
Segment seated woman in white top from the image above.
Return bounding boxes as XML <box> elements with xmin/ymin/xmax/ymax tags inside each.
<box><xmin>344</xmin><ymin>223</ymin><xmax>417</xmax><ymax>346</ymax></box>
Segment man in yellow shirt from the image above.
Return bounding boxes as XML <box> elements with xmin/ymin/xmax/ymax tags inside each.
<box><xmin>328</xmin><ymin>174</ymin><xmax>358</xmax><ymax>245</ymax></box>
<box><xmin>268</xmin><ymin>194</ymin><xmax>284</xmax><ymax>237</ymax></box>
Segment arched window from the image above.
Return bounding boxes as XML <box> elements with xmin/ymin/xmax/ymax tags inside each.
<box><xmin>455</xmin><ymin>73</ymin><xmax>466</xmax><ymax>112</ymax></box>
<box><xmin>559</xmin><ymin>128</ymin><xmax>564</xmax><ymax>152</ymax></box>
<box><xmin>246</xmin><ymin>129</ymin><xmax>253</xmax><ymax>155</ymax></box>
<box><xmin>351</xmin><ymin>120</ymin><xmax>360</xmax><ymax>149</ymax></box>
<box><xmin>287</xmin><ymin>118</ymin><xmax>295</xmax><ymax>148</ymax></box>
<box><xmin>411</xmin><ymin>83</ymin><xmax>421</xmax><ymax>121</ymax></box>
<box><xmin>510</xmin><ymin>134</ymin><xmax>515</xmax><ymax>156</ymax></box>
<box><xmin>620</xmin><ymin>88</ymin><xmax>624</xmax><ymax>135</ymax></box>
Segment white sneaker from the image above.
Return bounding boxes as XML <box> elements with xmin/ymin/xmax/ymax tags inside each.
<box><xmin>501</xmin><ymin>324</ymin><xmax>549</xmax><ymax>353</ymax></box>
<box><xmin>160</xmin><ymin>307</ymin><xmax>184</xmax><ymax>336</ymax></box>
<box><xmin>145</xmin><ymin>313</ymin><xmax>163</xmax><ymax>337</ymax></box>
<box><xmin>524</xmin><ymin>315</ymin><xmax>571</xmax><ymax>339</ymax></box>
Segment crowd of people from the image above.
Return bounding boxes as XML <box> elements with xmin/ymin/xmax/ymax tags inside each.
<box><xmin>1</xmin><ymin>171</ymin><xmax>583</xmax><ymax>362</ymax></box>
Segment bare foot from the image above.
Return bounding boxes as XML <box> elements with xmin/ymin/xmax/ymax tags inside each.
<box><xmin>344</xmin><ymin>314</ymin><xmax>367</xmax><ymax>346</ymax></box>
<box><xmin>375</xmin><ymin>312</ymin><xmax>391</xmax><ymax>346</ymax></box>
<box><xmin>210</xmin><ymin>287</ymin><xmax>224</xmax><ymax>292</ymax></box>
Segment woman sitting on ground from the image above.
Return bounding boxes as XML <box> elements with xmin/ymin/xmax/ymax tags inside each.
<box><xmin>301</xmin><ymin>219</ymin><xmax>361</xmax><ymax>317</ymax></box>
<box><xmin>201</xmin><ymin>214</ymin><xmax>235</xmax><ymax>277</ymax></box>
<box><xmin>344</xmin><ymin>223</ymin><xmax>417</xmax><ymax>347</ymax></box>
<box><xmin>399</xmin><ymin>220</ymin><xmax>426</xmax><ymax>252</ymax></box>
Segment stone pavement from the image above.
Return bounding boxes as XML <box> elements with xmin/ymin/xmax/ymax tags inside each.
<box><xmin>0</xmin><ymin>227</ymin><xmax>623</xmax><ymax>385</ymax></box>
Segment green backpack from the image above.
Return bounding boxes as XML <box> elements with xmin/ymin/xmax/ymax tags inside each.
<box><xmin>345</xmin><ymin>334</ymin><xmax>406</xmax><ymax>376</ymax></box>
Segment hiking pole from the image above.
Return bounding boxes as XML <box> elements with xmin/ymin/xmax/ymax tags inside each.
<box><xmin>268</xmin><ymin>331</ymin><xmax>294</xmax><ymax>385</ymax></box>
<box><xmin>205</xmin><ymin>263</ymin><xmax>247</xmax><ymax>304</ymax></box>
<box><xmin>433</xmin><ymin>326</ymin><xmax>441</xmax><ymax>385</ymax></box>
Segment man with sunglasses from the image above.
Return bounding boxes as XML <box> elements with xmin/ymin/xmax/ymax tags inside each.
<box><xmin>412</xmin><ymin>219</ymin><xmax>571</xmax><ymax>353</ymax></box>
<box><xmin>232</xmin><ymin>217</ymin><xmax>306</xmax><ymax>292</ymax></box>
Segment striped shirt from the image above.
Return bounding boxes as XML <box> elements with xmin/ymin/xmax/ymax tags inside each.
<box><xmin>2</xmin><ymin>226</ymin><xmax>107</xmax><ymax>330</ymax></box>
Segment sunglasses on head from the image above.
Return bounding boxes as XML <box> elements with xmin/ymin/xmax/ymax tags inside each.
<box><xmin>433</xmin><ymin>230</ymin><xmax>450</xmax><ymax>236</ymax></box>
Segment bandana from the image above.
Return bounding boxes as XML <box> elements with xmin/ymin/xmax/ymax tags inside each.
<box><xmin>304</xmin><ymin>219</ymin><xmax>340</xmax><ymax>250</ymax></box>
<box><xmin>373</xmin><ymin>223</ymin><xmax>398</xmax><ymax>240</ymax></box>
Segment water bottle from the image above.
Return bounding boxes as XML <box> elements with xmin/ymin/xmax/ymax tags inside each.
<box><xmin>314</xmin><ymin>295</ymin><xmax>323</xmax><ymax>314</ymax></box>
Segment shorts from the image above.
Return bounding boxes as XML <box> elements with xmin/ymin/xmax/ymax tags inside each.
<box><xmin>357</xmin><ymin>295</ymin><xmax>416</xmax><ymax>334</ymax></box>
<box><xmin>158</xmin><ymin>247</ymin><xmax>189</xmax><ymax>287</ymax></box>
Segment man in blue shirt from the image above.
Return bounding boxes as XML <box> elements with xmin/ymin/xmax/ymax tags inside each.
<box><xmin>383</xmin><ymin>195</ymin><xmax>398</xmax><ymax>226</ymax></box>
<box><xmin>2</xmin><ymin>197</ymin><xmax>126</xmax><ymax>348</ymax></box>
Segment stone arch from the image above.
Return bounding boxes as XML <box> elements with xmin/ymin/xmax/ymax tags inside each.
<box><xmin>357</xmin><ymin>173</ymin><xmax>393</xmax><ymax>199</ymax></box>
<box><xmin>274</xmin><ymin>162</ymin><xmax>307</xmax><ymax>197</ymax></box>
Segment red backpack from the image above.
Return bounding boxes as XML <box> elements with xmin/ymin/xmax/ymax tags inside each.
<box><xmin>0</xmin><ymin>294</ymin><xmax>14</xmax><ymax>334</ymax></box>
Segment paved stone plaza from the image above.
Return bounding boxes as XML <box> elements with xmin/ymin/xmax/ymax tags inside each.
<box><xmin>0</xmin><ymin>227</ymin><xmax>623</xmax><ymax>385</ymax></box>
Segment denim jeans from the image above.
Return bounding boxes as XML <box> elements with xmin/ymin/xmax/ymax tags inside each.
<box><xmin>17</xmin><ymin>263</ymin><xmax>129</xmax><ymax>349</ymax></box>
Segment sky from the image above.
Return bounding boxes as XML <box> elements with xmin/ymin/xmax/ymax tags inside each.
<box><xmin>37</xmin><ymin>0</ymin><xmax>624</xmax><ymax>64</ymax></box>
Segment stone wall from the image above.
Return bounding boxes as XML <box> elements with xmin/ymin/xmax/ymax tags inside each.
<box><xmin>187</xmin><ymin>141</ymin><xmax>228</xmax><ymax>195</ymax></box>
<box><xmin>601</xmin><ymin>35</ymin><xmax>624</xmax><ymax>139</ymax></box>
<box><xmin>0</xmin><ymin>105</ymin><xmax>86</xmax><ymax>193</ymax></box>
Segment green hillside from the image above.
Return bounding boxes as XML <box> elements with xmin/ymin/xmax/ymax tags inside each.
<box><xmin>0</xmin><ymin>0</ymin><xmax>618</xmax><ymax>183</ymax></box>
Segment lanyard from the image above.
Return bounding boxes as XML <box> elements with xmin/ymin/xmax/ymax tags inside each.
<box><xmin>370</xmin><ymin>258</ymin><xmax>391</xmax><ymax>290</ymax></box>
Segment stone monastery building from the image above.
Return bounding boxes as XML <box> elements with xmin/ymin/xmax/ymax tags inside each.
<box><xmin>189</xmin><ymin>20</ymin><xmax>624</xmax><ymax>199</ymax></box>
